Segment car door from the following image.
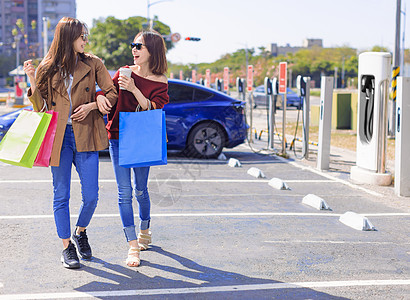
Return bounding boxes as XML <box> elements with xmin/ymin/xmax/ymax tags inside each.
<box><xmin>164</xmin><ymin>82</ymin><xmax>195</xmax><ymax>149</ymax></box>
<box><xmin>164</xmin><ymin>82</ymin><xmax>217</xmax><ymax>150</ymax></box>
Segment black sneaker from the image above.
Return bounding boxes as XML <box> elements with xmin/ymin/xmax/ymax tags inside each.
<box><xmin>72</xmin><ymin>229</ymin><xmax>92</xmax><ymax>259</ymax></box>
<box><xmin>61</xmin><ymin>241</ymin><xmax>80</xmax><ymax>269</ymax></box>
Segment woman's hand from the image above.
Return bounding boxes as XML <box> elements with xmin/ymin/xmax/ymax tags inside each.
<box><xmin>71</xmin><ymin>103</ymin><xmax>94</xmax><ymax>122</ymax></box>
<box><xmin>96</xmin><ymin>95</ymin><xmax>112</xmax><ymax>114</ymax></box>
<box><xmin>118</xmin><ymin>74</ymin><xmax>137</xmax><ymax>93</ymax></box>
<box><xmin>23</xmin><ymin>60</ymin><xmax>36</xmax><ymax>91</ymax></box>
<box><xmin>118</xmin><ymin>74</ymin><xmax>150</xmax><ymax>110</ymax></box>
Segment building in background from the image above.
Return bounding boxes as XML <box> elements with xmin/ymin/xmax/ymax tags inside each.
<box><xmin>302</xmin><ymin>38</ymin><xmax>323</xmax><ymax>48</ymax></box>
<box><xmin>267</xmin><ymin>38</ymin><xmax>323</xmax><ymax>57</ymax></box>
<box><xmin>0</xmin><ymin>0</ymin><xmax>76</xmax><ymax>59</ymax></box>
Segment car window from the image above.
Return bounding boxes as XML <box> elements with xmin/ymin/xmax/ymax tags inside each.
<box><xmin>194</xmin><ymin>88</ymin><xmax>213</xmax><ymax>101</ymax></box>
<box><xmin>287</xmin><ymin>88</ymin><xmax>297</xmax><ymax>95</ymax></box>
<box><xmin>168</xmin><ymin>83</ymin><xmax>194</xmax><ymax>103</ymax></box>
<box><xmin>255</xmin><ymin>86</ymin><xmax>264</xmax><ymax>93</ymax></box>
<box><xmin>168</xmin><ymin>83</ymin><xmax>214</xmax><ymax>103</ymax></box>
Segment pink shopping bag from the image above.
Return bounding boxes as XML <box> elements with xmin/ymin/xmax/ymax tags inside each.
<box><xmin>34</xmin><ymin>110</ymin><xmax>58</xmax><ymax>167</ymax></box>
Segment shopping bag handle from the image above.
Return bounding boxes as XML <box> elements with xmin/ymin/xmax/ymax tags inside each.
<box><xmin>39</xmin><ymin>99</ymin><xmax>48</xmax><ymax>112</ymax></box>
<box><xmin>135</xmin><ymin>99</ymin><xmax>152</xmax><ymax>112</ymax></box>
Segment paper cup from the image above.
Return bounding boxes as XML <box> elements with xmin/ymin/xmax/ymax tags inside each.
<box><xmin>119</xmin><ymin>67</ymin><xmax>132</xmax><ymax>90</ymax></box>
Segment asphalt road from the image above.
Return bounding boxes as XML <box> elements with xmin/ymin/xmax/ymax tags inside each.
<box><xmin>0</xmin><ymin>142</ymin><xmax>409</xmax><ymax>299</ymax></box>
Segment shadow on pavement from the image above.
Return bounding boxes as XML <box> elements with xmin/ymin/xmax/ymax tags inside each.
<box><xmin>75</xmin><ymin>246</ymin><xmax>349</xmax><ymax>299</ymax></box>
<box><xmin>99</xmin><ymin>149</ymin><xmax>285</xmax><ymax>166</ymax></box>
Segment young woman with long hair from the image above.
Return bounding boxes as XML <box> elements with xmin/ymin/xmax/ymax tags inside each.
<box><xmin>23</xmin><ymin>17</ymin><xmax>117</xmax><ymax>269</ymax></box>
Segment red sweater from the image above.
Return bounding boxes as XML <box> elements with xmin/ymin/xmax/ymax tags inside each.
<box><xmin>101</xmin><ymin>66</ymin><xmax>169</xmax><ymax>140</ymax></box>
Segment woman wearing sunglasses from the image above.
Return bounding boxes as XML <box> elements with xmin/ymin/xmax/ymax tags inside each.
<box><xmin>97</xmin><ymin>30</ymin><xmax>169</xmax><ymax>267</ymax></box>
<box><xmin>23</xmin><ymin>17</ymin><xmax>117</xmax><ymax>269</ymax></box>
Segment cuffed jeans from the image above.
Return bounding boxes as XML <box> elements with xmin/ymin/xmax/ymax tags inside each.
<box><xmin>109</xmin><ymin>139</ymin><xmax>151</xmax><ymax>242</ymax></box>
<box><xmin>51</xmin><ymin>125</ymin><xmax>99</xmax><ymax>239</ymax></box>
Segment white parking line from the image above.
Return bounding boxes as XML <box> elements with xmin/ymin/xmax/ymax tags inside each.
<box><xmin>0</xmin><ymin>179</ymin><xmax>335</xmax><ymax>183</ymax></box>
<box><xmin>361</xmin><ymin>213</ymin><xmax>410</xmax><ymax>217</ymax></box>
<box><xmin>273</xmin><ymin>155</ymin><xmax>384</xmax><ymax>197</ymax></box>
<box><xmin>0</xmin><ymin>212</ymin><xmax>341</xmax><ymax>220</ymax></box>
<box><xmin>0</xmin><ymin>279</ymin><xmax>408</xmax><ymax>299</ymax></box>
<box><xmin>1</xmin><ymin>212</ymin><xmax>409</xmax><ymax>220</ymax></box>
<box><xmin>0</xmin><ymin>179</ymin><xmax>53</xmax><ymax>183</ymax></box>
<box><xmin>264</xmin><ymin>240</ymin><xmax>410</xmax><ymax>245</ymax></box>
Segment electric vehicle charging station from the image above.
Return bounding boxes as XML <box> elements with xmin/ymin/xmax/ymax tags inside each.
<box><xmin>296</xmin><ymin>75</ymin><xmax>311</xmax><ymax>159</ymax></box>
<box><xmin>272</xmin><ymin>77</ymin><xmax>278</xmax><ymax>111</ymax></box>
<box><xmin>395</xmin><ymin>77</ymin><xmax>410</xmax><ymax>196</ymax></box>
<box><xmin>215</xmin><ymin>78</ymin><xmax>222</xmax><ymax>92</ymax></box>
<box><xmin>317</xmin><ymin>77</ymin><xmax>334</xmax><ymax>170</ymax></box>
<box><xmin>264</xmin><ymin>77</ymin><xmax>275</xmax><ymax>149</ymax></box>
<box><xmin>236</xmin><ymin>77</ymin><xmax>245</xmax><ymax>101</ymax></box>
<box><xmin>350</xmin><ymin>52</ymin><xmax>392</xmax><ymax>186</ymax></box>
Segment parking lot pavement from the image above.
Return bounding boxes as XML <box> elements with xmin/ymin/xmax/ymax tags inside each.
<box><xmin>0</xmin><ymin>142</ymin><xmax>409</xmax><ymax>299</ymax></box>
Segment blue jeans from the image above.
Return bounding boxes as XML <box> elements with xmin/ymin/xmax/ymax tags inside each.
<box><xmin>109</xmin><ymin>139</ymin><xmax>151</xmax><ymax>242</ymax></box>
<box><xmin>51</xmin><ymin>125</ymin><xmax>99</xmax><ymax>239</ymax></box>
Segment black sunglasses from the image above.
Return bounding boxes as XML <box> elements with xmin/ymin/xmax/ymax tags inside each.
<box><xmin>130</xmin><ymin>42</ymin><xmax>145</xmax><ymax>50</ymax></box>
<box><xmin>80</xmin><ymin>33</ymin><xmax>89</xmax><ymax>42</ymax></box>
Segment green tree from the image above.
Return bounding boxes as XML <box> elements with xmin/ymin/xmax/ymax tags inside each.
<box><xmin>170</xmin><ymin>44</ymin><xmax>391</xmax><ymax>88</ymax></box>
<box><xmin>370</xmin><ymin>46</ymin><xmax>390</xmax><ymax>52</ymax></box>
<box><xmin>285</xmin><ymin>46</ymin><xmax>358</xmax><ymax>87</ymax></box>
<box><xmin>86</xmin><ymin>16</ymin><xmax>173</xmax><ymax>70</ymax></box>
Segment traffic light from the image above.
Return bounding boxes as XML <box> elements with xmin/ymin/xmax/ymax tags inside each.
<box><xmin>185</xmin><ymin>37</ymin><xmax>201</xmax><ymax>41</ymax></box>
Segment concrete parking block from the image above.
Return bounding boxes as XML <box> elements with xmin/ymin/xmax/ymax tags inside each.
<box><xmin>302</xmin><ymin>194</ymin><xmax>332</xmax><ymax>210</ymax></box>
<box><xmin>247</xmin><ymin>167</ymin><xmax>265</xmax><ymax>178</ymax></box>
<box><xmin>268</xmin><ymin>177</ymin><xmax>290</xmax><ymax>190</ymax></box>
<box><xmin>228</xmin><ymin>158</ymin><xmax>241</xmax><ymax>167</ymax></box>
<box><xmin>339</xmin><ymin>211</ymin><xmax>377</xmax><ymax>231</ymax></box>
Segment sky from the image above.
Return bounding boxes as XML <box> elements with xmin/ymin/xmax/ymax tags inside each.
<box><xmin>77</xmin><ymin>0</ymin><xmax>409</xmax><ymax>65</ymax></box>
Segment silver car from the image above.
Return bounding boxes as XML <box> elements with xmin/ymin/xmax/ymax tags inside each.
<box><xmin>252</xmin><ymin>85</ymin><xmax>302</xmax><ymax>109</ymax></box>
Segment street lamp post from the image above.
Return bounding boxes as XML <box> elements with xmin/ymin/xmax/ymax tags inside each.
<box><xmin>341</xmin><ymin>57</ymin><xmax>345</xmax><ymax>88</ymax></box>
<box><xmin>146</xmin><ymin>0</ymin><xmax>173</xmax><ymax>29</ymax></box>
<box><xmin>14</xmin><ymin>35</ymin><xmax>21</xmax><ymax>68</ymax></box>
<box><xmin>43</xmin><ymin>17</ymin><xmax>49</xmax><ymax>57</ymax></box>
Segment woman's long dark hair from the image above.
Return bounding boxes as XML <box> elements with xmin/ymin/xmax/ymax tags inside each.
<box><xmin>135</xmin><ymin>30</ymin><xmax>168</xmax><ymax>75</ymax></box>
<box><xmin>36</xmin><ymin>17</ymin><xmax>87</xmax><ymax>97</ymax></box>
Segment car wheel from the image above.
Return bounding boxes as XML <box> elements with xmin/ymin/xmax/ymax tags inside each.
<box><xmin>185</xmin><ymin>122</ymin><xmax>225</xmax><ymax>158</ymax></box>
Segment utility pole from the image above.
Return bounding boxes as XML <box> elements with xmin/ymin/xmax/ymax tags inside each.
<box><xmin>390</xmin><ymin>0</ymin><xmax>401</xmax><ymax>136</ymax></box>
<box><xmin>395</xmin><ymin>0</ymin><xmax>401</xmax><ymax>67</ymax></box>
<box><xmin>400</xmin><ymin>5</ymin><xmax>406</xmax><ymax>73</ymax></box>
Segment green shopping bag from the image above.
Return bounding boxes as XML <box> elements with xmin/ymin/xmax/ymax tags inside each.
<box><xmin>0</xmin><ymin>110</ymin><xmax>52</xmax><ymax>168</ymax></box>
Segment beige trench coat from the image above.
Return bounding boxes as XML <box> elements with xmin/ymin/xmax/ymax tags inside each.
<box><xmin>27</xmin><ymin>54</ymin><xmax>117</xmax><ymax>166</ymax></box>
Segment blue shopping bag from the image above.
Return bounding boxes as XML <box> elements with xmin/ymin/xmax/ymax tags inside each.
<box><xmin>119</xmin><ymin>109</ymin><xmax>167</xmax><ymax>168</ymax></box>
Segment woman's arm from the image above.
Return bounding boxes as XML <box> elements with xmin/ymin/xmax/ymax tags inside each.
<box><xmin>95</xmin><ymin>58</ymin><xmax>118</xmax><ymax>108</ymax></box>
<box><xmin>23</xmin><ymin>60</ymin><xmax>46</xmax><ymax>112</ymax></box>
<box><xmin>23</xmin><ymin>60</ymin><xmax>36</xmax><ymax>93</ymax></box>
